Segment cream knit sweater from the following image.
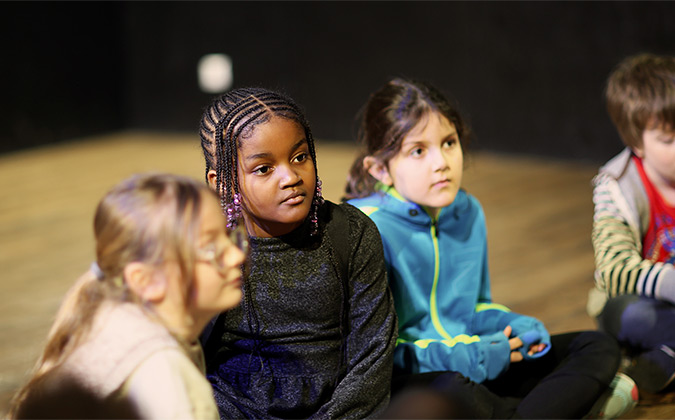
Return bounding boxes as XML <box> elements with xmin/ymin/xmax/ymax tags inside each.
<box><xmin>60</xmin><ymin>302</ymin><xmax>218</xmax><ymax>419</ymax></box>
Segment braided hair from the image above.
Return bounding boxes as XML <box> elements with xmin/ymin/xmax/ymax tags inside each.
<box><xmin>199</xmin><ymin>87</ymin><xmax>322</xmax><ymax>232</ymax></box>
<box><xmin>199</xmin><ymin>89</ymin><xmax>356</xmax><ymax>390</ymax></box>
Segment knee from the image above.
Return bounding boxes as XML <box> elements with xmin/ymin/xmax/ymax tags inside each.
<box><xmin>598</xmin><ymin>295</ymin><xmax>640</xmax><ymax>337</ymax></box>
<box><xmin>602</xmin><ymin>297</ymin><xmax>661</xmax><ymax>344</ymax></box>
<box><xmin>571</xmin><ymin>331</ymin><xmax>621</xmax><ymax>370</ymax></box>
<box><xmin>570</xmin><ymin>331</ymin><xmax>621</xmax><ymax>384</ymax></box>
<box><xmin>577</xmin><ymin>330</ymin><xmax>621</xmax><ymax>358</ymax></box>
<box><xmin>620</xmin><ymin>300</ymin><xmax>658</xmax><ymax>336</ymax></box>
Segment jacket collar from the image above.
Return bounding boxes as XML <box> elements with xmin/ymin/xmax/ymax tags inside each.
<box><xmin>374</xmin><ymin>183</ymin><xmax>467</xmax><ymax>226</ymax></box>
<box><xmin>599</xmin><ymin>147</ymin><xmax>635</xmax><ymax>180</ymax></box>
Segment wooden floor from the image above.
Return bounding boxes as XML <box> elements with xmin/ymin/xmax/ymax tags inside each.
<box><xmin>0</xmin><ymin>132</ymin><xmax>673</xmax><ymax>418</ymax></box>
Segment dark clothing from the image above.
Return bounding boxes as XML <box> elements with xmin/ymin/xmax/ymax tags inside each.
<box><xmin>204</xmin><ymin>202</ymin><xmax>397</xmax><ymax>419</ymax></box>
<box><xmin>599</xmin><ymin>295</ymin><xmax>675</xmax><ymax>392</ymax></box>
<box><xmin>391</xmin><ymin>332</ymin><xmax>621</xmax><ymax>419</ymax></box>
<box><xmin>484</xmin><ymin>332</ymin><xmax>619</xmax><ymax>418</ymax></box>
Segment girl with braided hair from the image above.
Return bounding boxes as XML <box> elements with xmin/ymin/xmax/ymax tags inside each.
<box><xmin>8</xmin><ymin>173</ymin><xmax>247</xmax><ymax>419</ymax></box>
<box><xmin>198</xmin><ymin>87</ymin><xmax>397</xmax><ymax>419</ymax></box>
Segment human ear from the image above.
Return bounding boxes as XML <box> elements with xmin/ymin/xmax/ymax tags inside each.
<box><xmin>207</xmin><ymin>170</ymin><xmax>219</xmax><ymax>192</ymax></box>
<box><xmin>124</xmin><ymin>262</ymin><xmax>167</xmax><ymax>303</ymax></box>
<box><xmin>632</xmin><ymin>145</ymin><xmax>644</xmax><ymax>158</ymax></box>
<box><xmin>364</xmin><ymin>156</ymin><xmax>393</xmax><ymax>186</ymax></box>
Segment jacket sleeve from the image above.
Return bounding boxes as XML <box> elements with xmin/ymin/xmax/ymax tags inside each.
<box><xmin>592</xmin><ymin>174</ymin><xmax>675</xmax><ymax>303</ymax></box>
<box><xmin>472</xmin><ymin>306</ymin><xmax>551</xmax><ymax>360</ymax></box>
<box><xmin>394</xmin><ymin>330</ymin><xmax>511</xmax><ymax>384</ymax></box>
<box><xmin>313</xmin><ymin>207</ymin><xmax>397</xmax><ymax>419</ymax></box>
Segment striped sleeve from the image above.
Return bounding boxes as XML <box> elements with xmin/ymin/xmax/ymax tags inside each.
<box><xmin>592</xmin><ymin>175</ymin><xmax>675</xmax><ymax>301</ymax></box>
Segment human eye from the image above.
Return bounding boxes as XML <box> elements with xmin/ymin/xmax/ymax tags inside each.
<box><xmin>293</xmin><ymin>152</ymin><xmax>309</xmax><ymax>163</ymax></box>
<box><xmin>196</xmin><ymin>240</ymin><xmax>229</xmax><ymax>273</ymax></box>
<box><xmin>252</xmin><ymin>165</ymin><xmax>272</xmax><ymax>175</ymax></box>
<box><xmin>196</xmin><ymin>242</ymin><xmax>218</xmax><ymax>261</ymax></box>
<box><xmin>658</xmin><ymin>135</ymin><xmax>675</xmax><ymax>145</ymax></box>
<box><xmin>443</xmin><ymin>137</ymin><xmax>459</xmax><ymax>149</ymax></box>
<box><xmin>409</xmin><ymin>147</ymin><xmax>424</xmax><ymax>158</ymax></box>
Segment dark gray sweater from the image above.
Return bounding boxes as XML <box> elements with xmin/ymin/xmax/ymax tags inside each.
<box><xmin>205</xmin><ymin>202</ymin><xmax>397</xmax><ymax>419</ymax></box>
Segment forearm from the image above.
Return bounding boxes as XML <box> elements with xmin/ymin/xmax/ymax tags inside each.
<box><xmin>394</xmin><ymin>332</ymin><xmax>510</xmax><ymax>384</ymax></box>
<box><xmin>593</xmin><ymin>215</ymin><xmax>675</xmax><ymax>301</ymax></box>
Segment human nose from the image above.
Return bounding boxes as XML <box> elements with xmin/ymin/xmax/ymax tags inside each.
<box><xmin>223</xmin><ymin>242</ymin><xmax>246</xmax><ymax>269</ymax></box>
<box><xmin>431</xmin><ymin>147</ymin><xmax>450</xmax><ymax>172</ymax></box>
<box><xmin>278</xmin><ymin>164</ymin><xmax>302</xmax><ymax>187</ymax></box>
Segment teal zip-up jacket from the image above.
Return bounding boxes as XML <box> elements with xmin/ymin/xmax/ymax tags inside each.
<box><xmin>349</xmin><ymin>186</ymin><xmax>550</xmax><ymax>384</ymax></box>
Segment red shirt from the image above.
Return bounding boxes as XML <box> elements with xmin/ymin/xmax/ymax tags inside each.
<box><xmin>634</xmin><ymin>155</ymin><xmax>675</xmax><ymax>264</ymax></box>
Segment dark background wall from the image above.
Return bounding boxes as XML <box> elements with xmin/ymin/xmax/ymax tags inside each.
<box><xmin>2</xmin><ymin>1</ymin><xmax>674</xmax><ymax>163</ymax></box>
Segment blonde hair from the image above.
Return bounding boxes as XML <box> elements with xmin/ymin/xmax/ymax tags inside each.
<box><xmin>606</xmin><ymin>53</ymin><xmax>675</xmax><ymax>149</ymax></box>
<box><xmin>9</xmin><ymin>173</ymin><xmax>215</xmax><ymax>417</ymax></box>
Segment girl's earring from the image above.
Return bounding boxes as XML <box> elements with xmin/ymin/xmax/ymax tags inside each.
<box><xmin>225</xmin><ymin>193</ymin><xmax>243</xmax><ymax>230</ymax></box>
<box><xmin>310</xmin><ymin>178</ymin><xmax>325</xmax><ymax>236</ymax></box>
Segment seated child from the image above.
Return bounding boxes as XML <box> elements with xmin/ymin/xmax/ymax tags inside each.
<box><xmin>588</xmin><ymin>53</ymin><xmax>675</xmax><ymax>395</ymax></box>
<box><xmin>9</xmin><ymin>173</ymin><xmax>246</xmax><ymax>419</ymax></box>
<box><xmin>346</xmin><ymin>77</ymin><xmax>637</xmax><ymax>418</ymax></box>
<box><xmin>197</xmin><ymin>87</ymin><xmax>397</xmax><ymax>419</ymax></box>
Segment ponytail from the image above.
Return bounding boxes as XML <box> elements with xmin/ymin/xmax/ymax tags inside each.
<box><xmin>8</xmin><ymin>269</ymin><xmax>118</xmax><ymax>418</ymax></box>
<box><xmin>9</xmin><ymin>173</ymin><xmax>210</xmax><ymax>418</ymax></box>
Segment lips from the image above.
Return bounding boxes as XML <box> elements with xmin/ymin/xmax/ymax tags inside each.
<box><xmin>229</xmin><ymin>276</ymin><xmax>242</xmax><ymax>288</ymax></box>
<box><xmin>225</xmin><ymin>270</ymin><xmax>242</xmax><ymax>287</ymax></box>
<box><xmin>281</xmin><ymin>191</ymin><xmax>306</xmax><ymax>204</ymax></box>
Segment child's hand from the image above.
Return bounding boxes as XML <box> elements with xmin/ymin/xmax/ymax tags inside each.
<box><xmin>514</xmin><ymin>329</ymin><xmax>551</xmax><ymax>359</ymax></box>
<box><xmin>527</xmin><ymin>343</ymin><xmax>547</xmax><ymax>356</ymax></box>
<box><xmin>502</xmin><ymin>326</ymin><xmax>524</xmax><ymax>363</ymax></box>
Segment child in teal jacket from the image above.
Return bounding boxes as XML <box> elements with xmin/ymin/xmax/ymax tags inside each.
<box><xmin>350</xmin><ymin>185</ymin><xmax>548</xmax><ymax>383</ymax></box>
<box><xmin>345</xmin><ymin>77</ymin><xmax>637</xmax><ymax>418</ymax></box>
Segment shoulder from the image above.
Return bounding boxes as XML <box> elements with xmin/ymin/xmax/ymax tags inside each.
<box><xmin>593</xmin><ymin>149</ymin><xmax>646</xmax><ymax>207</ymax></box>
<box><xmin>106</xmin><ymin>304</ymin><xmax>179</xmax><ymax>348</ymax></box>
<box><xmin>597</xmin><ymin>148</ymin><xmax>634</xmax><ymax>181</ymax></box>
<box><xmin>86</xmin><ymin>304</ymin><xmax>179</xmax><ymax>356</ymax></box>
<box><xmin>340</xmin><ymin>200</ymin><xmax>376</xmax><ymax>224</ymax></box>
<box><xmin>346</xmin><ymin>192</ymin><xmax>388</xmax><ymax>217</ymax></box>
<box><xmin>322</xmin><ymin>201</ymin><xmax>385</xmax><ymax>263</ymax></box>
<box><xmin>443</xmin><ymin>189</ymin><xmax>484</xmax><ymax>219</ymax></box>
<box><xmin>63</xmin><ymin>303</ymin><xmax>181</xmax><ymax>398</ymax></box>
<box><xmin>325</xmin><ymin>200</ymin><xmax>381</xmax><ymax>238</ymax></box>
<box><xmin>461</xmin><ymin>189</ymin><xmax>483</xmax><ymax>210</ymax></box>
<box><xmin>434</xmin><ymin>191</ymin><xmax>487</xmax><ymax>242</ymax></box>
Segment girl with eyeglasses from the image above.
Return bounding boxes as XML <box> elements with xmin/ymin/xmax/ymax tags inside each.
<box><xmin>8</xmin><ymin>173</ymin><xmax>246</xmax><ymax>419</ymax></box>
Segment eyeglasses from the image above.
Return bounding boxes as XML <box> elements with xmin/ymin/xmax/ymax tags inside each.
<box><xmin>196</xmin><ymin>224</ymin><xmax>249</xmax><ymax>273</ymax></box>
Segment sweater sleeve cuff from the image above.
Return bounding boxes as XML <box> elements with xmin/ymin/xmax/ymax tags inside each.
<box><xmin>655</xmin><ymin>267</ymin><xmax>675</xmax><ymax>304</ymax></box>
